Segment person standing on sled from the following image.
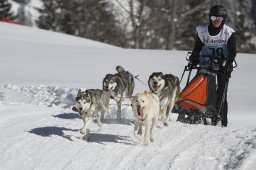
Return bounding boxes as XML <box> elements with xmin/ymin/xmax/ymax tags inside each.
<box><xmin>189</xmin><ymin>5</ymin><xmax>237</xmax><ymax>127</ymax></box>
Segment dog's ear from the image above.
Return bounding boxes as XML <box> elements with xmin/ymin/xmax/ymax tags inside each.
<box><xmin>159</xmin><ymin>72</ymin><xmax>164</xmax><ymax>77</ymax></box>
<box><xmin>78</xmin><ymin>89</ymin><xmax>82</xmax><ymax>95</ymax></box>
<box><xmin>84</xmin><ymin>91</ymin><xmax>90</xmax><ymax>97</ymax></box>
<box><xmin>143</xmin><ymin>90</ymin><xmax>149</xmax><ymax>95</ymax></box>
<box><xmin>149</xmin><ymin>73</ymin><xmax>154</xmax><ymax>79</ymax></box>
<box><xmin>131</xmin><ymin>95</ymin><xmax>136</xmax><ymax>103</ymax></box>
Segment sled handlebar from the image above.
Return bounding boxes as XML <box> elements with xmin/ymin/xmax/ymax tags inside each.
<box><xmin>185</xmin><ymin>52</ymin><xmax>238</xmax><ymax>70</ymax></box>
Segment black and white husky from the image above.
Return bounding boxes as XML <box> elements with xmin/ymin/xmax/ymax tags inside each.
<box><xmin>73</xmin><ymin>89</ymin><xmax>110</xmax><ymax>139</ymax></box>
<box><xmin>148</xmin><ymin>72</ymin><xmax>180</xmax><ymax>126</ymax></box>
<box><xmin>102</xmin><ymin>66</ymin><xmax>135</xmax><ymax>119</ymax></box>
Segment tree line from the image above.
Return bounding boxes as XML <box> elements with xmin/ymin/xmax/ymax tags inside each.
<box><xmin>1</xmin><ymin>0</ymin><xmax>256</xmax><ymax>53</ymax></box>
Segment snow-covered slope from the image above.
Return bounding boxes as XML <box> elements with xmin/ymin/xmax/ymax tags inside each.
<box><xmin>0</xmin><ymin>22</ymin><xmax>256</xmax><ymax>170</ymax></box>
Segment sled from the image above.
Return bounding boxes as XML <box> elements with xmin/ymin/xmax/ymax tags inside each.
<box><xmin>173</xmin><ymin>71</ymin><xmax>209</xmax><ymax>124</ymax></box>
<box><xmin>172</xmin><ymin>52</ymin><xmax>237</xmax><ymax>125</ymax></box>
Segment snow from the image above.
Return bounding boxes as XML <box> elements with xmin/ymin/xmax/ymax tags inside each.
<box><xmin>0</xmin><ymin>22</ymin><xmax>256</xmax><ymax>170</ymax></box>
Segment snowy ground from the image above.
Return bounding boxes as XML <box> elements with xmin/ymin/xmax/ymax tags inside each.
<box><xmin>0</xmin><ymin>22</ymin><xmax>256</xmax><ymax>170</ymax></box>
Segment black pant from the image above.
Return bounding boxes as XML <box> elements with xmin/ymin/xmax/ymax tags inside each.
<box><xmin>205</xmin><ymin>70</ymin><xmax>229</xmax><ymax>126</ymax></box>
<box><xmin>217</xmin><ymin>71</ymin><xmax>230</xmax><ymax>127</ymax></box>
<box><xmin>206</xmin><ymin>74</ymin><xmax>217</xmax><ymax>115</ymax></box>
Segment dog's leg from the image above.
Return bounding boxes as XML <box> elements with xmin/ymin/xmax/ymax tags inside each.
<box><xmin>117</xmin><ymin>101</ymin><xmax>121</xmax><ymax>119</ymax></box>
<box><xmin>159</xmin><ymin>108</ymin><xmax>165</xmax><ymax>120</ymax></box>
<box><xmin>100</xmin><ymin>102</ymin><xmax>109</xmax><ymax>122</ymax></box>
<box><xmin>94</xmin><ymin>108</ymin><xmax>103</xmax><ymax>128</ymax></box>
<box><xmin>164</xmin><ymin>106</ymin><xmax>170</xmax><ymax>126</ymax></box>
<box><xmin>100</xmin><ymin>101</ymin><xmax>109</xmax><ymax>113</ymax></box>
<box><xmin>100</xmin><ymin>110</ymin><xmax>105</xmax><ymax>122</ymax></box>
<box><xmin>113</xmin><ymin>95</ymin><xmax>122</xmax><ymax>119</ymax></box>
<box><xmin>159</xmin><ymin>98</ymin><xmax>168</xmax><ymax>121</ymax></box>
<box><xmin>80</xmin><ymin>116</ymin><xmax>93</xmax><ymax>136</ymax></box>
<box><xmin>138</xmin><ymin>123</ymin><xmax>143</xmax><ymax>136</ymax></box>
<box><xmin>96</xmin><ymin>114</ymin><xmax>103</xmax><ymax>128</ymax></box>
<box><xmin>164</xmin><ymin>87</ymin><xmax>177</xmax><ymax>126</ymax></box>
<box><xmin>150</xmin><ymin>117</ymin><xmax>157</xmax><ymax>142</ymax></box>
<box><xmin>80</xmin><ymin>117</ymin><xmax>86</xmax><ymax>134</ymax></box>
<box><xmin>144</xmin><ymin>120</ymin><xmax>151</xmax><ymax>145</ymax></box>
<box><xmin>134</xmin><ymin>120</ymin><xmax>142</xmax><ymax>142</ymax></box>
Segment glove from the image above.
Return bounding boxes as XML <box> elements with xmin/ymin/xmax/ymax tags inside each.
<box><xmin>220</xmin><ymin>58</ymin><xmax>234</xmax><ymax>77</ymax></box>
<box><xmin>188</xmin><ymin>53</ymin><xmax>200</xmax><ymax>69</ymax></box>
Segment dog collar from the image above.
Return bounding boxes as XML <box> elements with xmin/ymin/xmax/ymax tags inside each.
<box><xmin>138</xmin><ymin>114</ymin><xmax>148</xmax><ymax>122</ymax></box>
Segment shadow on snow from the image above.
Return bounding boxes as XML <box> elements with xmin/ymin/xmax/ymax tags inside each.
<box><xmin>28</xmin><ymin>126</ymin><xmax>79</xmax><ymax>141</ymax></box>
<box><xmin>28</xmin><ymin>126</ymin><xmax>135</xmax><ymax>145</ymax></box>
<box><xmin>53</xmin><ymin>112</ymin><xmax>81</xmax><ymax>120</ymax></box>
<box><xmin>87</xmin><ymin>133</ymin><xmax>135</xmax><ymax>145</ymax></box>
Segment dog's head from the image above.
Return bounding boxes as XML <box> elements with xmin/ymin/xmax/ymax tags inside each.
<box><xmin>103</xmin><ymin>74</ymin><xmax>118</xmax><ymax>96</ymax></box>
<box><xmin>75</xmin><ymin>89</ymin><xmax>92</xmax><ymax>113</ymax></box>
<box><xmin>132</xmin><ymin>91</ymin><xmax>152</xmax><ymax>120</ymax></box>
<box><xmin>148</xmin><ymin>72</ymin><xmax>166</xmax><ymax>93</ymax></box>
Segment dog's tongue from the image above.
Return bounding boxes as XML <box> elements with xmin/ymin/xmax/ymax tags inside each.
<box><xmin>137</xmin><ymin>107</ymin><xmax>144</xmax><ymax>118</ymax></box>
<box><xmin>72</xmin><ymin>106</ymin><xmax>83</xmax><ymax>116</ymax></box>
<box><xmin>72</xmin><ymin>106</ymin><xmax>79</xmax><ymax>112</ymax></box>
<box><xmin>108</xmin><ymin>89</ymin><xmax>113</xmax><ymax>97</ymax></box>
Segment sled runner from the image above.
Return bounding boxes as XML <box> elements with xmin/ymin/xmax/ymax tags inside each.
<box><xmin>172</xmin><ymin>52</ymin><xmax>237</xmax><ymax>125</ymax></box>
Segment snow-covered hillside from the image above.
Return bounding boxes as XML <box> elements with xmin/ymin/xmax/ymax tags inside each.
<box><xmin>0</xmin><ymin>22</ymin><xmax>256</xmax><ymax>170</ymax></box>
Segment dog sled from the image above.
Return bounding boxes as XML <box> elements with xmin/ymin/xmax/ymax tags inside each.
<box><xmin>172</xmin><ymin>52</ymin><xmax>237</xmax><ymax>125</ymax></box>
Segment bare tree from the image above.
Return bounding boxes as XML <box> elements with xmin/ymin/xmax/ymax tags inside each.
<box><xmin>165</xmin><ymin>0</ymin><xmax>177</xmax><ymax>50</ymax></box>
<box><xmin>129</xmin><ymin>0</ymin><xmax>149</xmax><ymax>48</ymax></box>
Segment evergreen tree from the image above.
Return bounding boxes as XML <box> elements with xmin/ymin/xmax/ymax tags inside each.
<box><xmin>0</xmin><ymin>0</ymin><xmax>15</xmax><ymax>19</ymax></box>
<box><xmin>36</xmin><ymin>0</ymin><xmax>126</xmax><ymax>47</ymax></box>
<box><xmin>36</xmin><ymin>0</ymin><xmax>62</xmax><ymax>31</ymax></box>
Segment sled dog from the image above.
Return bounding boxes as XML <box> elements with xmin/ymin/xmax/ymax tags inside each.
<box><xmin>131</xmin><ymin>91</ymin><xmax>160</xmax><ymax>145</ymax></box>
<box><xmin>148</xmin><ymin>72</ymin><xmax>180</xmax><ymax>126</ymax></box>
<box><xmin>73</xmin><ymin>89</ymin><xmax>110</xmax><ymax>139</ymax></box>
<box><xmin>103</xmin><ymin>65</ymin><xmax>135</xmax><ymax>119</ymax></box>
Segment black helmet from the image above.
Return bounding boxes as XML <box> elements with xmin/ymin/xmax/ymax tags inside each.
<box><xmin>209</xmin><ymin>5</ymin><xmax>227</xmax><ymax>17</ymax></box>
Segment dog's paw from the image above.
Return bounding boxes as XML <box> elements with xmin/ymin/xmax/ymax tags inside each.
<box><xmin>144</xmin><ymin>139</ymin><xmax>150</xmax><ymax>145</ymax></box>
<box><xmin>82</xmin><ymin>135</ymin><xmax>90</xmax><ymax>141</ymax></box>
<box><xmin>80</xmin><ymin>129</ymin><xmax>86</xmax><ymax>135</ymax></box>
<box><xmin>164</xmin><ymin>121</ymin><xmax>169</xmax><ymax>126</ymax></box>
<box><xmin>97</xmin><ymin>122</ymin><xmax>103</xmax><ymax>127</ymax></box>
<box><xmin>134</xmin><ymin>133</ymin><xmax>142</xmax><ymax>143</ymax></box>
<box><xmin>80</xmin><ymin>128</ymin><xmax>89</xmax><ymax>135</ymax></box>
<box><xmin>150</xmin><ymin>138</ymin><xmax>154</xmax><ymax>142</ymax></box>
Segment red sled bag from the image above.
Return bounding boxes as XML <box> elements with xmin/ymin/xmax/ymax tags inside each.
<box><xmin>178</xmin><ymin>74</ymin><xmax>207</xmax><ymax>112</ymax></box>
<box><xmin>173</xmin><ymin>73</ymin><xmax>208</xmax><ymax>124</ymax></box>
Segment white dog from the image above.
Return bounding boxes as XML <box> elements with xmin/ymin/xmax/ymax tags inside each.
<box><xmin>131</xmin><ymin>91</ymin><xmax>160</xmax><ymax>145</ymax></box>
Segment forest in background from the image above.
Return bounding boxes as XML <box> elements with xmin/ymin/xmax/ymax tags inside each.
<box><xmin>1</xmin><ymin>0</ymin><xmax>256</xmax><ymax>53</ymax></box>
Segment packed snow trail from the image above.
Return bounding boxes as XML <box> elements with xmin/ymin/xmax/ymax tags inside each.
<box><xmin>0</xmin><ymin>101</ymin><xmax>255</xmax><ymax>170</ymax></box>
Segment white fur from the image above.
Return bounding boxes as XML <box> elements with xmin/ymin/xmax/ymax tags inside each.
<box><xmin>76</xmin><ymin>98</ymin><xmax>91</xmax><ymax>113</ymax></box>
<box><xmin>148</xmin><ymin>76</ymin><xmax>165</xmax><ymax>93</ymax></box>
<box><xmin>108</xmin><ymin>81</ymin><xmax>117</xmax><ymax>91</ymax></box>
<box><xmin>132</xmin><ymin>91</ymin><xmax>160</xmax><ymax>145</ymax></box>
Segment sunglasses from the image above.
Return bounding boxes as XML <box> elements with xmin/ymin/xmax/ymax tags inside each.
<box><xmin>210</xmin><ymin>16</ymin><xmax>224</xmax><ymax>22</ymax></box>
